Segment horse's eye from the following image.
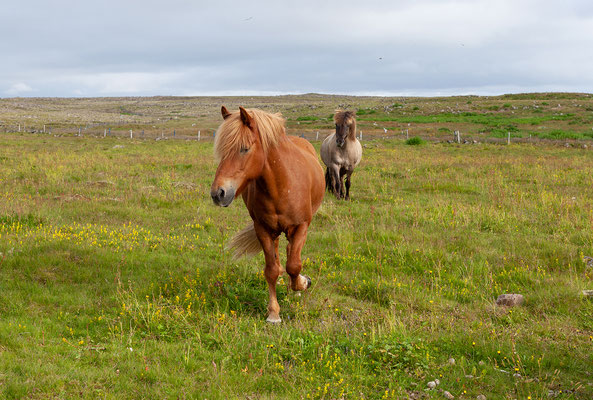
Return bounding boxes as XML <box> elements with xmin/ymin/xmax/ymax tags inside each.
<box><xmin>240</xmin><ymin>146</ymin><xmax>250</xmax><ymax>154</ymax></box>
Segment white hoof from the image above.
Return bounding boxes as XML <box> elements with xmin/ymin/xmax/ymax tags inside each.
<box><xmin>266</xmin><ymin>316</ymin><xmax>282</xmax><ymax>324</ymax></box>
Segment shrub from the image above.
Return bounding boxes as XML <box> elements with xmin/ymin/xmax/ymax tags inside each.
<box><xmin>357</xmin><ymin>108</ymin><xmax>376</xmax><ymax>115</ymax></box>
<box><xmin>405</xmin><ymin>137</ymin><xmax>426</xmax><ymax>145</ymax></box>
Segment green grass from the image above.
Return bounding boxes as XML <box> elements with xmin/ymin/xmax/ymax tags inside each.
<box><xmin>357</xmin><ymin>112</ymin><xmax>575</xmax><ymax>126</ymax></box>
<box><xmin>296</xmin><ymin>116</ymin><xmax>319</xmax><ymax>121</ymax></box>
<box><xmin>405</xmin><ymin>136</ymin><xmax>426</xmax><ymax>145</ymax></box>
<box><xmin>1</xmin><ymin>130</ymin><xmax>593</xmax><ymax>399</ymax></box>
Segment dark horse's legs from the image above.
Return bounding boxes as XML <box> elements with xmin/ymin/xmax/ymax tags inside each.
<box><xmin>344</xmin><ymin>171</ymin><xmax>352</xmax><ymax>200</ymax></box>
<box><xmin>330</xmin><ymin>166</ymin><xmax>342</xmax><ymax>199</ymax></box>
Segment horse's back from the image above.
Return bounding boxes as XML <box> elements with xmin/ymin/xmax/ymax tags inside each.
<box><xmin>289</xmin><ymin>135</ymin><xmax>318</xmax><ymax>159</ymax></box>
<box><xmin>287</xmin><ymin>136</ymin><xmax>325</xmax><ymax>211</ymax></box>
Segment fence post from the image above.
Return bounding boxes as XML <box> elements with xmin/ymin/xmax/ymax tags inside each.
<box><xmin>507</xmin><ymin>132</ymin><xmax>510</xmax><ymax>145</ymax></box>
<box><xmin>360</xmin><ymin>131</ymin><xmax>362</xmax><ymax>140</ymax></box>
<box><xmin>316</xmin><ymin>131</ymin><xmax>319</xmax><ymax>140</ymax></box>
<box><xmin>104</xmin><ymin>129</ymin><xmax>106</xmax><ymax>137</ymax></box>
<box><xmin>43</xmin><ymin>124</ymin><xmax>46</xmax><ymax>133</ymax></box>
<box><xmin>198</xmin><ymin>130</ymin><xmax>201</xmax><ymax>141</ymax></box>
<box><xmin>406</xmin><ymin>129</ymin><xmax>409</xmax><ymax>140</ymax></box>
<box><xmin>173</xmin><ymin>130</ymin><xmax>176</xmax><ymax>137</ymax></box>
<box><xmin>130</xmin><ymin>130</ymin><xmax>133</xmax><ymax>139</ymax></box>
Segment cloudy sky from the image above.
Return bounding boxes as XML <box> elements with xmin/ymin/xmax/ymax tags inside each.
<box><xmin>2</xmin><ymin>0</ymin><xmax>593</xmax><ymax>97</ymax></box>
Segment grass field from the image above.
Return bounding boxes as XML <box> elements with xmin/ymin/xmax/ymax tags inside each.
<box><xmin>1</xmin><ymin>95</ymin><xmax>593</xmax><ymax>399</ymax></box>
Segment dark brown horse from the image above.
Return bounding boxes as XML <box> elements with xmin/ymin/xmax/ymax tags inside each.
<box><xmin>210</xmin><ymin>106</ymin><xmax>325</xmax><ymax>323</ymax></box>
<box><xmin>321</xmin><ymin>110</ymin><xmax>362</xmax><ymax>200</ymax></box>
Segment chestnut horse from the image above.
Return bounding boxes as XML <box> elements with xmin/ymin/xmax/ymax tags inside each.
<box><xmin>320</xmin><ymin>110</ymin><xmax>362</xmax><ymax>200</ymax></box>
<box><xmin>210</xmin><ymin>106</ymin><xmax>325</xmax><ymax>323</ymax></box>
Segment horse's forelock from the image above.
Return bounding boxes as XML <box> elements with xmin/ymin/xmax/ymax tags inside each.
<box><xmin>334</xmin><ymin>110</ymin><xmax>357</xmax><ymax>138</ymax></box>
<box><xmin>214</xmin><ymin>108</ymin><xmax>285</xmax><ymax>160</ymax></box>
<box><xmin>334</xmin><ymin>110</ymin><xmax>356</xmax><ymax>125</ymax></box>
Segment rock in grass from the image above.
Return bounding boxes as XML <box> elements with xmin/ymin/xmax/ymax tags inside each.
<box><xmin>443</xmin><ymin>390</ymin><xmax>455</xmax><ymax>399</ymax></box>
<box><xmin>427</xmin><ymin>381</ymin><xmax>437</xmax><ymax>389</ymax></box>
<box><xmin>448</xmin><ymin>358</ymin><xmax>456</xmax><ymax>365</ymax></box>
<box><xmin>477</xmin><ymin>395</ymin><xmax>486</xmax><ymax>400</ymax></box>
<box><xmin>496</xmin><ymin>294</ymin><xmax>524</xmax><ymax>307</ymax></box>
<box><xmin>582</xmin><ymin>290</ymin><xmax>593</xmax><ymax>297</ymax></box>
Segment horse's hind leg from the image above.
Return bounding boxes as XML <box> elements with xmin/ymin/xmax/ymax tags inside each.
<box><xmin>324</xmin><ymin>168</ymin><xmax>332</xmax><ymax>192</ymax></box>
<box><xmin>285</xmin><ymin>224</ymin><xmax>312</xmax><ymax>292</ymax></box>
<box><xmin>344</xmin><ymin>170</ymin><xmax>352</xmax><ymax>200</ymax></box>
<box><xmin>254</xmin><ymin>224</ymin><xmax>282</xmax><ymax>323</ymax></box>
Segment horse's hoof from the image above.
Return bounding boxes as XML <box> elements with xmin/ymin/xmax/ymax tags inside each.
<box><xmin>304</xmin><ymin>275</ymin><xmax>312</xmax><ymax>289</ymax></box>
<box><xmin>266</xmin><ymin>315</ymin><xmax>282</xmax><ymax>324</ymax></box>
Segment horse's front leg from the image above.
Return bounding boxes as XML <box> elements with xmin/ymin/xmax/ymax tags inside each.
<box><xmin>254</xmin><ymin>225</ymin><xmax>282</xmax><ymax>323</ymax></box>
<box><xmin>331</xmin><ymin>165</ymin><xmax>342</xmax><ymax>199</ymax></box>
<box><xmin>285</xmin><ymin>224</ymin><xmax>312</xmax><ymax>292</ymax></box>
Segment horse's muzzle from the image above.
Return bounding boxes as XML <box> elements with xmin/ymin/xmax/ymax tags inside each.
<box><xmin>211</xmin><ymin>186</ymin><xmax>235</xmax><ymax>207</ymax></box>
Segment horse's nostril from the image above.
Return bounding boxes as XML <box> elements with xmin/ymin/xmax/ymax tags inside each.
<box><xmin>218</xmin><ymin>188</ymin><xmax>225</xmax><ymax>199</ymax></box>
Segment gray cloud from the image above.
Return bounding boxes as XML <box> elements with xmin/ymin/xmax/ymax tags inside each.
<box><xmin>1</xmin><ymin>0</ymin><xmax>592</xmax><ymax>97</ymax></box>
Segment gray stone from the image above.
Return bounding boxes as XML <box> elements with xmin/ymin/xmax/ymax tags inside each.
<box><xmin>496</xmin><ymin>294</ymin><xmax>525</xmax><ymax>307</ymax></box>
<box><xmin>427</xmin><ymin>381</ymin><xmax>436</xmax><ymax>389</ymax></box>
<box><xmin>448</xmin><ymin>357</ymin><xmax>455</xmax><ymax>365</ymax></box>
<box><xmin>443</xmin><ymin>391</ymin><xmax>455</xmax><ymax>399</ymax></box>
<box><xmin>582</xmin><ymin>290</ymin><xmax>593</xmax><ymax>297</ymax></box>
<box><xmin>477</xmin><ymin>395</ymin><xmax>486</xmax><ymax>400</ymax></box>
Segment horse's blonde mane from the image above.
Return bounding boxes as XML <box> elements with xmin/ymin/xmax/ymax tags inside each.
<box><xmin>334</xmin><ymin>110</ymin><xmax>357</xmax><ymax>139</ymax></box>
<box><xmin>214</xmin><ymin>108</ymin><xmax>286</xmax><ymax>160</ymax></box>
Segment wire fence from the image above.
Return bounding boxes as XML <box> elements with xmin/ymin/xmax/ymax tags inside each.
<box><xmin>1</xmin><ymin>122</ymin><xmax>590</xmax><ymax>148</ymax></box>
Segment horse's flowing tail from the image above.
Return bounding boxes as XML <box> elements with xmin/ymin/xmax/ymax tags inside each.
<box><xmin>227</xmin><ymin>223</ymin><xmax>262</xmax><ymax>259</ymax></box>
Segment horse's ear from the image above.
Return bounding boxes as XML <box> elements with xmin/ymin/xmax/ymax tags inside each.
<box><xmin>239</xmin><ymin>106</ymin><xmax>252</xmax><ymax>128</ymax></box>
<box><xmin>221</xmin><ymin>106</ymin><xmax>231</xmax><ymax>120</ymax></box>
